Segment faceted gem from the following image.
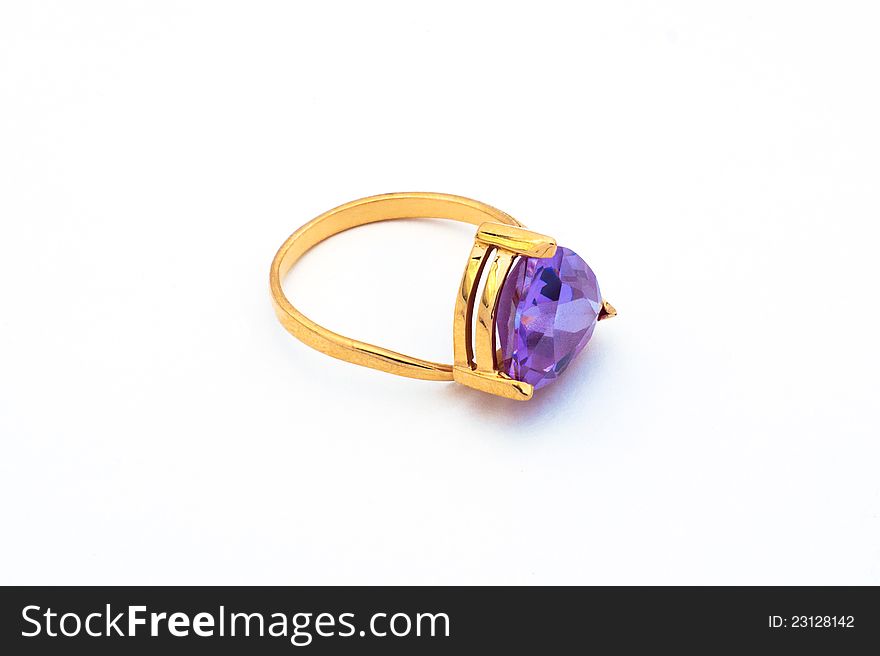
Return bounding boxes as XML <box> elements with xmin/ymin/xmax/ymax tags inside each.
<box><xmin>495</xmin><ymin>246</ymin><xmax>602</xmax><ymax>390</ymax></box>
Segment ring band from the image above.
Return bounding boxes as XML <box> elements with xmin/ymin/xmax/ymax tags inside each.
<box><xmin>270</xmin><ymin>192</ymin><xmax>615</xmax><ymax>401</ymax></box>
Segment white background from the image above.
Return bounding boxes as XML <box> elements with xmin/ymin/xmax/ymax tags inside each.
<box><xmin>1</xmin><ymin>2</ymin><xmax>878</xmax><ymax>585</ymax></box>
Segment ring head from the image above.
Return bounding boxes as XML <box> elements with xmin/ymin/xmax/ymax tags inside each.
<box><xmin>452</xmin><ymin>221</ymin><xmax>610</xmax><ymax>400</ymax></box>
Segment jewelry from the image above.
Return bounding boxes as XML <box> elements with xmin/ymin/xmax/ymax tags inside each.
<box><xmin>270</xmin><ymin>192</ymin><xmax>616</xmax><ymax>400</ymax></box>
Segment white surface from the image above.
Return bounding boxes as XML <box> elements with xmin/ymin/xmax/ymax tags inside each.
<box><xmin>1</xmin><ymin>1</ymin><xmax>878</xmax><ymax>585</ymax></box>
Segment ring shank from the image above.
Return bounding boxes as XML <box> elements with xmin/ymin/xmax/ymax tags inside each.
<box><xmin>269</xmin><ymin>192</ymin><xmax>523</xmax><ymax>381</ymax></box>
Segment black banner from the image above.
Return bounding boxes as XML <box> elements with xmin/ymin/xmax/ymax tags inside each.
<box><xmin>1</xmin><ymin>586</ymin><xmax>877</xmax><ymax>653</ymax></box>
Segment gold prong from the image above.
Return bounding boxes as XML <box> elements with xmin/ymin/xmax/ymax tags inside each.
<box><xmin>598</xmin><ymin>299</ymin><xmax>617</xmax><ymax>321</ymax></box>
<box><xmin>453</xmin><ymin>366</ymin><xmax>534</xmax><ymax>401</ymax></box>
<box><xmin>476</xmin><ymin>222</ymin><xmax>557</xmax><ymax>258</ymax></box>
<box><xmin>474</xmin><ymin>249</ymin><xmax>516</xmax><ymax>371</ymax></box>
<box><xmin>452</xmin><ymin>242</ymin><xmax>490</xmax><ymax>368</ymax></box>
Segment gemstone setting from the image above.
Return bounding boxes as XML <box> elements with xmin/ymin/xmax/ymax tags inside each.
<box><xmin>495</xmin><ymin>246</ymin><xmax>602</xmax><ymax>390</ymax></box>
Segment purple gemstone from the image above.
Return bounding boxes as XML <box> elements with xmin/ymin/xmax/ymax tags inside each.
<box><xmin>496</xmin><ymin>246</ymin><xmax>602</xmax><ymax>390</ymax></box>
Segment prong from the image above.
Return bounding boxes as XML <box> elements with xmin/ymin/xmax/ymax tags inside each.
<box><xmin>452</xmin><ymin>242</ymin><xmax>490</xmax><ymax>368</ymax></box>
<box><xmin>598</xmin><ymin>299</ymin><xmax>617</xmax><ymax>321</ymax></box>
<box><xmin>453</xmin><ymin>366</ymin><xmax>534</xmax><ymax>401</ymax></box>
<box><xmin>476</xmin><ymin>222</ymin><xmax>556</xmax><ymax>258</ymax></box>
<box><xmin>473</xmin><ymin>249</ymin><xmax>516</xmax><ymax>372</ymax></box>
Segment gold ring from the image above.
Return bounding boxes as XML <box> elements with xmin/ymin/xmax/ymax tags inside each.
<box><xmin>270</xmin><ymin>192</ymin><xmax>616</xmax><ymax>401</ymax></box>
